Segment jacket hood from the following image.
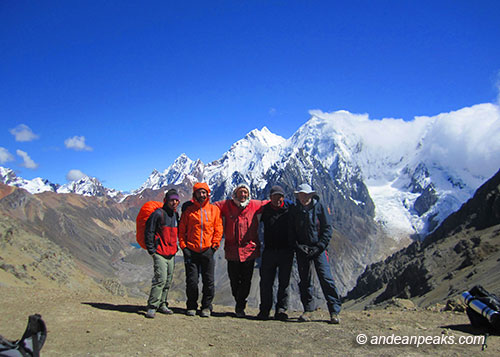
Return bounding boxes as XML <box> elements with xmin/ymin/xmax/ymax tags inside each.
<box><xmin>192</xmin><ymin>182</ymin><xmax>211</xmax><ymax>206</ymax></box>
<box><xmin>193</xmin><ymin>182</ymin><xmax>211</xmax><ymax>195</ymax></box>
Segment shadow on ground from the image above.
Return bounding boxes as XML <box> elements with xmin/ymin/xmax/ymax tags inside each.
<box><xmin>442</xmin><ymin>323</ymin><xmax>500</xmax><ymax>336</ymax></box>
<box><xmin>83</xmin><ymin>302</ymin><xmax>148</xmax><ymax>316</ymax></box>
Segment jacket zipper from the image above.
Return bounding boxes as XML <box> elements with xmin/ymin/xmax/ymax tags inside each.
<box><xmin>199</xmin><ymin>207</ymin><xmax>205</xmax><ymax>251</ymax></box>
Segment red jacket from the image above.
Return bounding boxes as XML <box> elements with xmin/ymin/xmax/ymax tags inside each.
<box><xmin>144</xmin><ymin>206</ymin><xmax>179</xmax><ymax>256</ymax></box>
<box><xmin>215</xmin><ymin>199</ymin><xmax>267</xmax><ymax>262</ymax></box>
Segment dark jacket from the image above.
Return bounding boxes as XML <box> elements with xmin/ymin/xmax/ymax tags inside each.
<box><xmin>145</xmin><ymin>204</ymin><xmax>179</xmax><ymax>256</ymax></box>
<box><xmin>289</xmin><ymin>196</ymin><xmax>332</xmax><ymax>252</ymax></box>
<box><xmin>260</xmin><ymin>199</ymin><xmax>293</xmax><ymax>250</ymax></box>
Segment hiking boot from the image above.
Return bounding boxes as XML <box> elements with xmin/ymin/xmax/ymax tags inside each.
<box><xmin>256</xmin><ymin>311</ymin><xmax>270</xmax><ymax>320</ymax></box>
<box><xmin>235</xmin><ymin>308</ymin><xmax>246</xmax><ymax>318</ymax></box>
<box><xmin>186</xmin><ymin>309</ymin><xmax>196</xmax><ymax>317</ymax></box>
<box><xmin>200</xmin><ymin>308</ymin><xmax>211</xmax><ymax>318</ymax></box>
<box><xmin>330</xmin><ymin>313</ymin><xmax>340</xmax><ymax>325</ymax></box>
<box><xmin>274</xmin><ymin>311</ymin><xmax>289</xmax><ymax>321</ymax></box>
<box><xmin>146</xmin><ymin>308</ymin><xmax>156</xmax><ymax>319</ymax></box>
<box><xmin>298</xmin><ymin>311</ymin><xmax>313</xmax><ymax>322</ymax></box>
<box><xmin>158</xmin><ymin>306</ymin><xmax>173</xmax><ymax>315</ymax></box>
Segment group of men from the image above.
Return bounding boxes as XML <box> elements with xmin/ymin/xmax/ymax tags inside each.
<box><xmin>143</xmin><ymin>181</ymin><xmax>342</xmax><ymax>324</ymax></box>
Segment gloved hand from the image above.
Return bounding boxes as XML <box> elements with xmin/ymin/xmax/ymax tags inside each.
<box><xmin>307</xmin><ymin>246</ymin><xmax>321</xmax><ymax>259</ymax></box>
<box><xmin>297</xmin><ymin>244</ymin><xmax>310</xmax><ymax>256</ymax></box>
<box><xmin>182</xmin><ymin>248</ymin><xmax>192</xmax><ymax>258</ymax></box>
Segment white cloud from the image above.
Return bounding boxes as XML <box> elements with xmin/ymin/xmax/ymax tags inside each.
<box><xmin>16</xmin><ymin>150</ymin><xmax>39</xmax><ymax>169</ymax></box>
<box><xmin>419</xmin><ymin>103</ymin><xmax>500</xmax><ymax>178</ymax></box>
<box><xmin>9</xmin><ymin>124</ymin><xmax>39</xmax><ymax>142</ymax></box>
<box><xmin>269</xmin><ymin>108</ymin><xmax>277</xmax><ymax>116</ymax></box>
<box><xmin>66</xmin><ymin>169</ymin><xmax>87</xmax><ymax>181</ymax></box>
<box><xmin>64</xmin><ymin>136</ymin><xmax>93</xmax><ymax>151</ymax></box>
<box><xmin>310</xmin><ymin>103</ymin><xmax>500</xmax><ymax>183</ymax></box>
<box><xmin>0</xmin><ymin>147</ymin><xmax>14</xmax><ymax>164</ymax></box>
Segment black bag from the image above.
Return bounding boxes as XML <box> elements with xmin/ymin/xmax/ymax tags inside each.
<box><xmin>0</xmin><ymin>314</ymin><xmax>46</xmax><ymax>357</ymax></box>
<box><xmin>462</xmin><ymin>285</ymin><xmax>500</xmax><ymax>332</ymax></box>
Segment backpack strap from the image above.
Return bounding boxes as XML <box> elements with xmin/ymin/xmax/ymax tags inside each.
<box><xmin>0</xmin><ymin>335</ymin><xmax>18</xmax><ymax>352</ymax></box>
<box><xmin>0</xmin><ymin>314</ymin><xmax>46</xmax><ymax>357</ymax></box>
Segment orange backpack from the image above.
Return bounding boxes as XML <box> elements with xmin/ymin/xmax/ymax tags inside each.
<box><xmin>136</xmin><ymin>201</ymin><xmax>163</xmax><ymax>249</ymax></box>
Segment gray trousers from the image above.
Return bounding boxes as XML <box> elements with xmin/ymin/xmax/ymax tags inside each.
<box><xmin>147</xmin><ymin>253</ymin><xmax>175</xmax><ymax>309</ymax></box>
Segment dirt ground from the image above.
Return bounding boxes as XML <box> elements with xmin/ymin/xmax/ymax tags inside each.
<box><xmin>0</xmin><ymin>286</ymin><xmax>498</xmax><ymax>356</ymax></box>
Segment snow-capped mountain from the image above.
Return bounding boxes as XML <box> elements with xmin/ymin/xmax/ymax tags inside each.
<box><xmin>4</xmin><ymin>103</ymin><xmax>499</xmax><ymax>242</ymax></box>
<box><xmin>137</xmin><ymin>126</ymin><xmax>286</xmax><ymax>198</ymax></box>
<box><xmin>58</xmin><ymin>175</ymin><xmax>122</xmax><ymax>198</ymax></box>
<box><xmin>133</xmin><ymin>103</ymin><xmax>500</xmax><ymax>295</ymax></box>
<box><xmin>0</xmin><ymin>167</ymin><xmax>59</xmax><ymax>193</ymax></box>
<box><xmin>139</xmin><ymin>103</ymin><xmax>500</xmax><ymax>241</ymax></box>
<box><xmin>2</xmin><ymin>102</ymin><xmax>499</xmax><ymax>296</ymax></box>
<box><xmin>132</xmin><ymin>154</ymin><xmax>203</xmax><ymax>193</ymax></box>
<box><xmin>0</xmin><ymin>167</ymin><xmax>121</xmax><ymax>199</ymax></box>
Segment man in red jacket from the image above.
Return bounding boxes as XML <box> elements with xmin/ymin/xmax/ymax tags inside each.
<box><xmin>215</xmin><ymin>183</ymin><xmax>267</xmax><ymax>317</ymax></box>
<box><xmin>144</xmin><ymin>189</ymin><xmax>180</xmax><ymax>319</ymax></box>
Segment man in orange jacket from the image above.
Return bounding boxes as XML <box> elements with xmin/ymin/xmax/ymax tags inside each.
<box><xmin>179</xmin><ymin>182</ymin><xmax>223</xmax><ymax>318</ymax></box>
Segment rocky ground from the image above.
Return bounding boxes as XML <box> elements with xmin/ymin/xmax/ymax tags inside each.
<box><xmin>1</xmin><ymin>286</ymin><xmax>498</xmax><ymax>356</ymax></box>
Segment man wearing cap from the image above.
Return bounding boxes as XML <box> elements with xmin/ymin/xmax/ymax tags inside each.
<box><xmin>179</xmin><ymin>182</ymin><xmax>223</xmax><ymax>318</ymax></box>
<box><xmin>144</xmin><ymin>188</ymin><xmax>180</xmax><ymax>319</ymax></box>
<box><xmin>214</xmin><ymin>183</ymin><xmax>268</xmax><ymax>318</ymax></box>
<box><xmin>289</xmin><ymin>183</ymin><xmax>342</xmax><ymax>324</ymax></box>
<box><xmin>257</xmin><ymin>185</ymin><xmax>294</xmax><ymax>321</ymax></box>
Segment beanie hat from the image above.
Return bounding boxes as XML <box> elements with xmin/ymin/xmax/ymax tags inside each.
<box><xmin>232</xmin><ymin>183</ymin><xmax>251</xmax><ymax>197</ymax></box>
<box><xmin>165</xmin><ymin>188</ymin><xmax>180</xmax><ymax>201</ymax></box>
<box><xmin>232</xmin><ymin>183</ymin><xmax>251</xmax><ymax>208</ymax></box>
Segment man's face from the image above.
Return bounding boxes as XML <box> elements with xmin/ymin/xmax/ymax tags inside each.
<box><xmin>235</xmin><ymin>187</ymin><xmax>249</xmax><ymax>203</ymax></box>
<box><xmin>297</xmin><ymin>192</ymin><xmax>313</xmax><ymax>206</ymax></box>
<box><xmin>270</xmin><ymin>194</ymin><xmax>284</xmax><ymax>208</ymax></box>
<box><xmin>166</xmin><ymin>198</ymin><xmax>179</xmax><ymax>211</ymax></box>
<box><xmin>194</xmin><ymin>188</ymin><xmax>208</xmax><ymax>203</ymax></box>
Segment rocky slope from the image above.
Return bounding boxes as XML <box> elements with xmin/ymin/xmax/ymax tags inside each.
<box><xmin>0</xmin><ymin>214</ymin><xmax>105</xmax><ymax>293</ymax></box>
<box><xmin>0</xmin><ymin>184</ymin><xmax>136</xmax><ymax>282</ymax></box>
<box><xmin>346</xmin><ymin>168</ymin><xmax>500</xmax><ymax>308</ymax></box>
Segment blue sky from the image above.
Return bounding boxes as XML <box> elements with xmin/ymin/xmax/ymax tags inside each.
<box><xmin>1</xmin><ymin>1</ymin><xmax>499</xmax><ymax>192</ymax></box>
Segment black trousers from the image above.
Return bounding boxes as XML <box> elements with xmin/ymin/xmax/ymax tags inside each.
<box><xmin>259</xmin><ymin>248</ymin><xmax>294</xmax><ymax>314</ymax></box>
<box><xmin>227</xmin><ymin>259</ymin><xmax>255</xmax><ymax>311</ymax></box>
<box><xmin>184</xmin><ymin>248</ymin><xmax>215</xmax><ymax>311</ymax></box>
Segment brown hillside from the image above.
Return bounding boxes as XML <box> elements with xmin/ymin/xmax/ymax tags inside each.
<box><xmin>1</xmin><ymin>286</ymin><xmax>498</xmax><ymax>356</ymax></box>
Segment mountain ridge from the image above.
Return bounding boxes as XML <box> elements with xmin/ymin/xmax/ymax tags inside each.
<box><xmin>345</xmin><ymin>168</ymin><xmax>500</xmax><ymax>308</ymax></box>
<box><xmin>1</xmin><ymin>103</ymin><xmax>499</xmax><ymax>299</ymax></box>
<box><xmin>2</xmin><ymin>103</ymin><xmax>499</xmax><ymax>242</ymax></box>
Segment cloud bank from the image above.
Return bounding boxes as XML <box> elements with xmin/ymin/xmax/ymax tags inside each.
<box><xmin>309</xmin><ymin>102</ymin><xmax>500</xmax><ymax>183</ymax></box>
<box><xmin>417</xmin><ymin>103</ymin><xmax>500</xmax><ymax>179</ymax></box>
